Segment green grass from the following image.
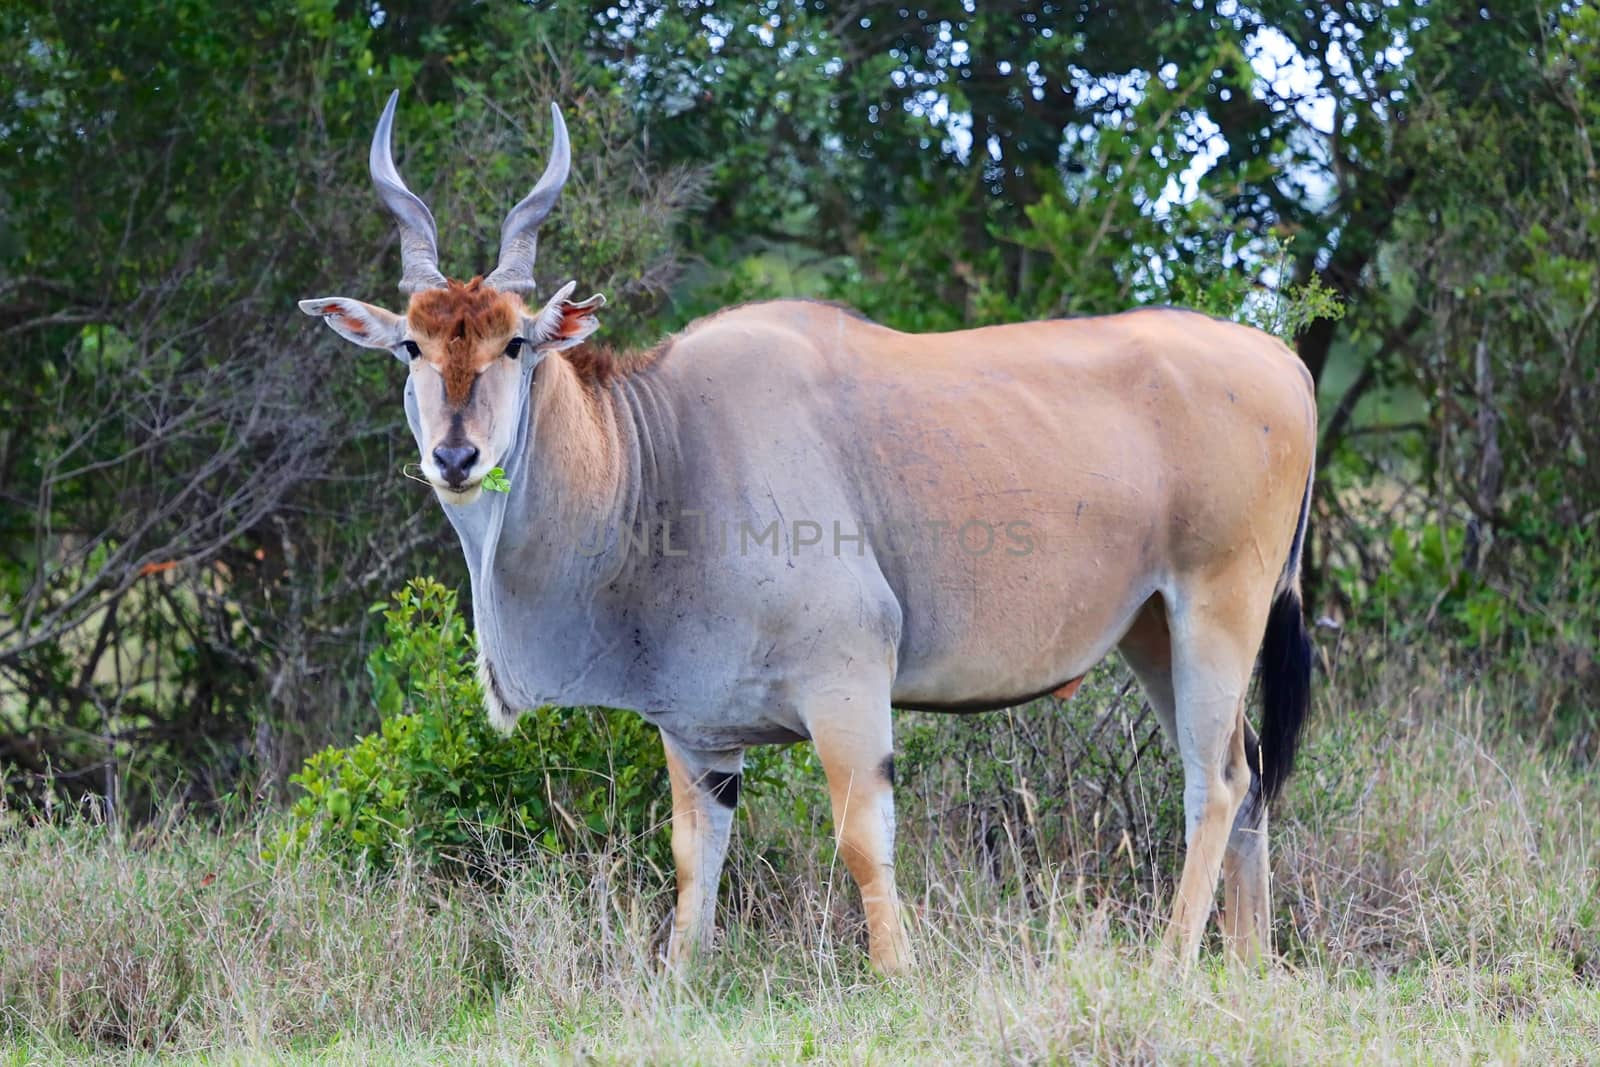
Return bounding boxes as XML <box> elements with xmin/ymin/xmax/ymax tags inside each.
<box><xmin>2</xmin><ymin>652</ymin><xmax>1597</xmax><ymax>1064</ymax></box>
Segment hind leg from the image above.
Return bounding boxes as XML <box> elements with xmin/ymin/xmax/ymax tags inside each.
<box><xmin>1218</xmin><ymin>733</ymin><xmax>1271</xmax><ymax>965</ymax></box>
<box><xmin>1123</xmin><ymin>593</ymin><xmax>1272</xmax><ymax>964</ymax></box>
<box><xmin>1161</xmin><ymin>580</ymin><xmax>1273</xmax><ymax>966</ymax></box>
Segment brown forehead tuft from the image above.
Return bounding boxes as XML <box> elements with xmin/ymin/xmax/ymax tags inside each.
<box><xmin>408</xmin><ymin>277</ymin><xmax>518</xmax><ymax>343</ymax></box>
<box><xmin>408</xmin><ymin>278</ymin><xmax>520</xmax><ymax>404</ymax></box>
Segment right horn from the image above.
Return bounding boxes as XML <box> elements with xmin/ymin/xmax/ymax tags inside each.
<box><xmin>484</xmin><ymin>103</ymin><xmax>571</xmax><ymax>295</ymax></box>
<box><xmin>370</xmin><ymin>91</ymin><xmax>448</xmax><ymax>294</ymax></box>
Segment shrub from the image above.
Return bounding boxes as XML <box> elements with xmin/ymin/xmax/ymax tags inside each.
<box><xmin>272</xmin><ymin>578</ymin><xmax>669</xmax><ymax>872</ymax></box>
<box><xmin>1333</xmin><ymin>513</ymin><xmax>1600</xmax><ymax>750</ymax></box>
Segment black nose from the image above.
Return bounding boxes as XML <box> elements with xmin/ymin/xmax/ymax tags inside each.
<box><xmin>432</xmin><ymin>444</ymin><xmax>480</xmax><ymax>487</ymax></box>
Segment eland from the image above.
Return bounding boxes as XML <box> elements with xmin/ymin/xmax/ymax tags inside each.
<box><xmin>302</xmin><ymin>92</ymin><xmax>1315</xmax><ymax>972</ymax></box>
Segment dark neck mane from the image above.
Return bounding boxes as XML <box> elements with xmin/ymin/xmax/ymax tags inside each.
<box><xmin>557</xmin><ymin>298</ymin><xmax>872</xmax><ymax>389</ymax></box>
<box><xmin>561</xmin><ymin>339</ymin><xmax>672</xmax><ymax>389</ymax></box>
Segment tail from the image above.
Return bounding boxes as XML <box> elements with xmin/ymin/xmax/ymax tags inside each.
<box><xmin>1258</xmin><ymin>468</ymin><xmax>1314</xmax><ymax>806</ymax></box>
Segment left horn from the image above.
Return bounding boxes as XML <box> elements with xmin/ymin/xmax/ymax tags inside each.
<box><xmin>484</xmin><ymin>103</ymin><xmax>571</xmax><ymax>295</ymax></box>
<box><xmin>370</xmin><ymin>90</ymin><xmax>448</xmax><ymax>294</ymax></box>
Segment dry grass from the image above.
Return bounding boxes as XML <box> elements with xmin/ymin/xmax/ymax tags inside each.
<box><xmin>2</xmin><ymin>652</ymin><xmax>1597</xmax><ymax>1064</ymax></box>
<box><xmin>0</xmin><ymin>824</ymin><xmax>497</xmax><ymax>1052</ymax></box>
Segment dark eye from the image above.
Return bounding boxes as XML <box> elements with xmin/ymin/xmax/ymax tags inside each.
<box><xmin>401</xmin><ymin>340</ymin><xmax>421</xmax><ymax>360</ymax></box>
<box><xmin>504</xmin><ymin>338</ymin><xmax>525</xmax><ymax>360</ymax></box>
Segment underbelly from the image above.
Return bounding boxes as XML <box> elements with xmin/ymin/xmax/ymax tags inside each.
<box><xmin>893</xmin><ymin>672</ymin><xmax>1087</xmax><ymax>713</ymax></box>
<box><xmin>888</xmin><ymin>574</ymin><xmax>1155</xmax><ymax>711</ymax></box>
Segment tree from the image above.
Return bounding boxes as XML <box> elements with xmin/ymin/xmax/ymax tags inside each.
<box><xmin>0</xmin><ymin>1</ymin><xmax>694</xmax><ymax>815</ymax></box>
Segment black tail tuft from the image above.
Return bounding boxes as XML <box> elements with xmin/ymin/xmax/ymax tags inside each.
<box><xmin>1258</xmin><ymin>588</ymin><xmax>1312</xmax><ymax>806</ymax></box>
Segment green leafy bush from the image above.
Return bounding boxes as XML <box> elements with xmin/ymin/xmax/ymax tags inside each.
<box><xmin>272</xmin><ymin>578</ymin><xmax>668</xmax><ymax>872</ymax></box>
<box><xmin>1335</xmin><ymin>514</ymin><xmax>1600</xmax><ymax>748</ymax></box>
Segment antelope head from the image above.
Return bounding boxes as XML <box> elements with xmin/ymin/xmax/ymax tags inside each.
<box><xmin>301</xmin><ymin>91</ymin><xmax>604</xmax><ymax>505</ymax></box>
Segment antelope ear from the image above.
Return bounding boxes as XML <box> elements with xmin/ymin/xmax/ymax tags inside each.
<box><xmin>526</xmin><ymin>281</ymin><xmax>606</xmax><ymax>352</ymax></box>
<box><xmin>299</xmin><ymin>297</ymin><xmax>407</xmax><ymax>356</ymax></box>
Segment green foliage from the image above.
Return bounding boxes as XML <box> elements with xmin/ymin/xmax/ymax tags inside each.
<box><xmin>272</xmin><ymin>578</ymin><xmax>668</xmax><ymax>872</ymax></box>
<box><xmin>1</xmin><ymin>2</ymin><xmax>695</xmax><ymax>814</ymax></box>
<box><xmin>1170</xmin><ymin>235</ymin><xmax>1346</xmax><ymax>343</ymax></box>
<box><xmin>4</xmin><ymin>0</ymin><xmax>1596</xmax><ymax>820</ymax></box>
<box><xmin>1321</xmin><ymin>2</ymin><xmax>1600</xmax><ymax>740</ymax></box>
<box><xmin>1336</xmin><ymin>514</ymin><xmax>1600</xmax><ymax>739</ymax></box>
<box><xmin>481</xmin><ymin>467</ymin><xmax>511</xmax><ymax>494</ymax></box>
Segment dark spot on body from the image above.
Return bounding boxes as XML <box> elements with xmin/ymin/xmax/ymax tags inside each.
<box><xmin>704</xmin><ymin>770</ymin><xmax>741</xmax><ymax>809</ymax></box>
<box><xmin>879</xmin><ymin>755</ymin><xmax>895</xmax><ymax>787</ymax></box>
<box><xmin>482</xmin><ymin>657</ymin><xmax>515</xmax><ymax>715</ymax></box>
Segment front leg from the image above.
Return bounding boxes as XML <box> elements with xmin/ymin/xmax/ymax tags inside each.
<box><xmin>806</xmin><ymin>692</ymin><xmax>914</xmax><ymax>974</ymax></box>
<box><xmin>661</xmin><ymin>733</ymin><xmax>743</xmax><ymax>967</ymax></box>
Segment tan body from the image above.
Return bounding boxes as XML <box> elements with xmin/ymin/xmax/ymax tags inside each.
<box><xmin>730</xmin><ymin>306</ymin><xmax>1315</xmax><ymax>708</ymax></box>
<box><xmin>618</xmin><ymin>302</ymin><xmax>1315</xmax><ymax>969</ymax></box>
<box><xmin>303</xmin><ymin>95</ymin><xmax>1318</xmax><ymax>973</ymax></box>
